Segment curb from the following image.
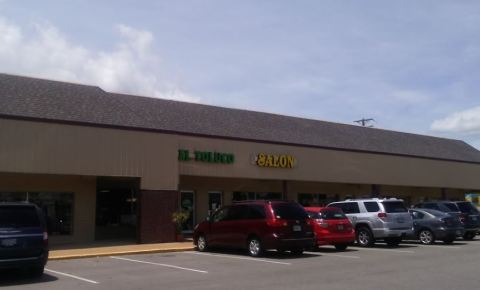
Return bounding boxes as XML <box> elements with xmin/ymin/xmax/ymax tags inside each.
<box><xmin>49</xmin><ymin>247</ymin><xmax>195</xmax><ymax>261</ymax></box>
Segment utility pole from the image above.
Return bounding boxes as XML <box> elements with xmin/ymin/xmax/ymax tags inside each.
<box><xmin>354</xmin><ymin>118</ymin><xmax>375</xmax><ymax>127</ymax></box>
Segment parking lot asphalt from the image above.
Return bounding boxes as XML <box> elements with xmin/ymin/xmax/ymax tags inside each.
<box><xmin>1</xmin><ymin>239</ymin><xmax>480</xmax><ymax>290</ymax></box>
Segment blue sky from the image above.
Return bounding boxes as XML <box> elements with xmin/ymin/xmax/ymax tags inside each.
<box><xmin>1</xmin><ymin>0</ymin><xmax>480</xmax><ymax>148</ymax></box>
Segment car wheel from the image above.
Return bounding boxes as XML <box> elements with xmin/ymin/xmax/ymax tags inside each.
<box><xmin>334</xmin><ymin>244</ymin><xmax>348</xmax><ymax>251</ymax></box>
<box><xmin>356</xmin><ymin>227</ymin><xmax>374</xmax><ymax>247</ymax></box>
<box><xmin>197</xmin><ymin>234</ymin><xmax>208</xmax><ymax>252</ymax></box>
<box><xmin>385</xmin><ymin>237</ymin><xmax>401</xmax><ymax>247</ymax></box>
<box><xmin>418</xmin><ymin>229</ymin><xmax>435</xmax><ymax>245</ymax></box>
<box><xmin>463</xmin><ymin>232</ymin><xmax>475</xmax><ymax>240</ymax></box>
<box><xmin>30</xmin><ymin>266</ymin><xmax>44</xmax><ymax>278</ymax></box>
<box><xmin>247</xmin><ymin>237</ymin><xmax>263</xmax><ymax>257</ymax></box>
<box><xmin>290</xmin><ymin>249</ymin><xmax>304</xmax><ymax>255</ymax></box>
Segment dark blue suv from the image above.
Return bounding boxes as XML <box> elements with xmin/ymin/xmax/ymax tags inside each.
<box><xmin>0</xmin><ymin>203</ymin><xmax>49</xmax><ymax>276</ymax></box>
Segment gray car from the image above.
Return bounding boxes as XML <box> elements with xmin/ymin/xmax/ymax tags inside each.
<box><xmin>408</xmin><ymin>208</ymin><xmax>464</xmax><ymax>244</ymax></box>
<box><xmin>327</xmin><ymin>198</ymin><xmax>413</xmax><ymax>247</ymax></box>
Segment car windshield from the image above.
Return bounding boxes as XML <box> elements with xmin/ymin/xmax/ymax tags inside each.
<box><xmin>320</xmin><ymin>209</ymin><xmax>347</xmax><ymax>220</ymax></box>
<box><xmin>272</xmin><ymin>203</ymin><xmax>308</xmax><ymax>220</ymax></box>
<box><xmin>456</xmin><ymin>202</ymin><xmax>480</xmax><ymax>214</ymax></box>
<box><xmin>382</xmin><ymin>201</ymin><xmax>407</xmax><ymax>213</ymax></box>
<box><xmin>0</xmin><ymin>206</ymin><xmax>40</xmax><ymax>228</ymax></box>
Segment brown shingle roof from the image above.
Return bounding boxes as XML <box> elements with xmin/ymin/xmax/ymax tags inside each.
<box><xmin>2</xmin><ymin>73</ymin><xmax>480</xmax><ymax>163</ymax></box>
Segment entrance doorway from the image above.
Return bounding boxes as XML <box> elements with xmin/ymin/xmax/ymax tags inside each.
<box><xmin>180</xmin><ymin>191</ymin><xmax>195</xmax><ymax>234</ymax></box>
<box><xmin>95</xmin><ymin>177</ymin><xmax>139</xmax><ymax>242</ymax></box>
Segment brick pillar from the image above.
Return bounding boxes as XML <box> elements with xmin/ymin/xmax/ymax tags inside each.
<box><xmin>138</xmin><ymin>190</ymin><xmax>179</xmax><ymax>243</ymax></box>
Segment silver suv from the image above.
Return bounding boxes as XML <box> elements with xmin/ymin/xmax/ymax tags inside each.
<box><xmin>327</xmin><ymin>198</ymin><xmax>413</xmax><ymax>247</ymax></box>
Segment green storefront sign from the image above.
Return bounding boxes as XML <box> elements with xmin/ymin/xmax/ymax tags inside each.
<box><xmin>178</xmin><ymin>149</ymin><xmax>235</xmax><ymax>164</ymax></box>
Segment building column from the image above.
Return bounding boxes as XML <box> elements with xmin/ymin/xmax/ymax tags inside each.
<box><xmin>138</xmin><ymin>190</ymin><xmax>179</xmax><ymax>243</ymax></box>
<box><xmin>282</xmin><ymin>180</ymin><xmax>288</xmax><ymax>200</ymax></box>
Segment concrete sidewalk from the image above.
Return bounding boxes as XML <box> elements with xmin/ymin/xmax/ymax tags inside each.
<box><xmin>49</xmin><ymin>241</ymin><xmax>195</xmax><ymax>260</ymax></box>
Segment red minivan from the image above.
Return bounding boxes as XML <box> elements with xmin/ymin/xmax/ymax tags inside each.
<box><xmin>304</xmin><ymin>207</ymin><xmax>355</xmax><ymax>251</ymax></box>
<box><xmin>193</xmin><ymin>200</ymin><xmax>315</xmax><ymax>257</ymax></box>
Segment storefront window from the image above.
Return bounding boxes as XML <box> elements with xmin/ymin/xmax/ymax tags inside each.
<box><xmin>232</xmin><ymin>192</ymin><xmax>282</xmax><ymax>202</ymax></box>
<box><xmin>180</xmin><ymin>191</ymin><xmax>195</xmax><ymax>233</ymax></box>
<box><xmin>298</xmin><ymin>193</ymin><xmax>331</xmax><ymax>206</ymax></box>
<box><xmin>0</xmin><ymin>192</ymin><xmax>74</xmax><ymax>236</ymax></box>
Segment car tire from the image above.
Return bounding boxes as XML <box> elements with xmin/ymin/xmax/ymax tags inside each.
<box><xmin>247</xmin><ymin>237</ymin><xmax>263</xmax><ymax>257</ymax></box>
<box><xmin>356</xmin><ymin>227</ymin><xmax>374</xmax><ymax>247</ymax></box>
<box><xmin>463</xmin><ymin>232</ymin><xmax>476</xmax><ymax>240</ymax></box>
<box><xmin>30</xmin><ymin>266</ymin><xmax>44</xmax><ymax>278</ymax></box>
<box><xmin>334</xmin><ymin>244</ymin><xmax>348</xmax><ymax>251</ymax></box>
<box><xmin>385</xmin><ymin>237</ymin><xmax>401</xmax><ymax>247</ymax></box>
<box><xmin>196</xmin><ymin>234</ymin><xmax>208</xmax><ymax>252</ymax></box>
<box><xmin>418</xmin><ymin>229</ymin><xmax>435</xmax><ymax>245</ymax></box>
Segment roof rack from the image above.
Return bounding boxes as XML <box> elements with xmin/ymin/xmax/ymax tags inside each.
<box><xmin>344</xmin><ymin>197</ymin><xmax>401</xmax><ymax>201</ymax></box>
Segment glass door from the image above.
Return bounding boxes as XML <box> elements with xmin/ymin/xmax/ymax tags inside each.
<box><xmin>208</xmin><ymin>191</ymin><xmax>223</xmax><ymax>215</ymax></box>
<box><xmin>180</xmin><ymin>191</ymin><xmax>195</xmax><ymax>233</ymax></box>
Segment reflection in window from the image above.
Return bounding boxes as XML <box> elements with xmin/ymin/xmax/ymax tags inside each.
<box><xmin>298</xmin><ymin>193</ymin><xmax>331</xmax><ymax>207</ymax></box>
<box><xmin>0</xmin><ymin>192</ymin><xmax>74</xmax><ymax>236</ymax></box>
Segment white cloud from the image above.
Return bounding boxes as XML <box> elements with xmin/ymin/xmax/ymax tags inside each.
<box><xmin>0</xmin><ymin>17</ymin><xmax>198</xmax><ymax>102</ymax></box>
<box><xmin>431</xmin><ymin>106</ymin><xmax>480</xmax><ymax>134</ymax></box>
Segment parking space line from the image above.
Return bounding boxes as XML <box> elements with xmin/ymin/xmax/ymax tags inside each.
<box><xmin>410</xmin><ymin>244</ymin><xmax>462</xmax><ymax>249</ymax></box>
<box><xmin>186</xmin><ymin>252</ymin><xmax>291</xmax><ymax>265</ymax></box>
<box><xmin>305</xmin><ymin>252</ymin><xmax>360</xmax><ymax>259</ymax></box>
<box><xmin>110</xmin><ymin>256</ymin><xmax>208</xmax><ymax>274</ymax></box>
<box><xmin>45</xmin><ymin>268</ymin><xmax>99</xmax><ymax>284</ymax></box>
<box><xmin>350</xmin><ymin>247</ymin><xmax>415</xmax><ymax>254</ymax></box>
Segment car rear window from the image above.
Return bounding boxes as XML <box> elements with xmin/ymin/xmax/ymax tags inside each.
<box><xmin>382</xmin><ymin>201</ymin><xmax>407</xmax><ymax>213</ymax></box>
<box><xmin>328</xmin><ymin>202</ymin><xmax>360</xmax><ymax>214</ymax></box>
<box><xmin>442</xmin><ymin>203</ymin><xmax>460</xmax><ymax>212</ymax></box>
<box><xmin>0</xmin><ymin>206</ymin><xmax>40</xmax><ymax>228</ymax></box>
<box><xmin>272</xmin><ymin>203</ymin><xmax>308</xmax><ymax>220</ymax></box>
<box><xmin>456</xmin><ymin>202</ymin><xmax>480</xmax><ymax>214</ymax></box>
<box><xmin>306</xmin><ymin>211</ymin><xmax>321</xmax><ymax>219</ymax></box>
<box><xmin>320</xmin><ymin>209</ymin><xmax>347</xmax><ymax>220</ymax></box>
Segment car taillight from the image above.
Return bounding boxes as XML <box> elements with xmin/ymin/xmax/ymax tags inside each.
<box><xmin>43</xmin><ymin>231</ymin><xmax>49</xmax><ymax>248</ymax></box>
<box><xmin>378</xmin><ymin>212</ymin><xmax>387</xmax><ymax>219</ymax></box>
<box><xmin>267</xmin><ymin>219</ymin><xmax>288</xmax><ymax>227</ymax></box>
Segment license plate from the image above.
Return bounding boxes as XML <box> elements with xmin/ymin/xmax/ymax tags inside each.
<box><xmin>1</xmin><ymin>238</ymin><xmax>17</xmax><ymax>247</ymax></box>
<box><xmin>337</xmin><ymin>225</ymin><xmax>344</xmax><ymax>231</ymax></box>
<box><xmin>293</xmin><ymin>225</ymin><xmax>301</xmax><ymax>232</ymax></box>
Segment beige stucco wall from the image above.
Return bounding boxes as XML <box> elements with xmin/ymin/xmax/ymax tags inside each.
<box><xmin>0</xmin><ymin>118</ymin><xmax>178</xmax><ymax>190</ymax></box>
<box><xmin>2</xmin><ymin>118</ymin><xmax>479</xmax><ymax>191</ymax></box>
<box><xmin>178</xmin><ymin>135</ymin><xmax>480</xmax><ymax>190</ymax></box>
<box><xmin>0</xmin><ymin>172</ymin><xmax>96</xmax><ymax>245</ymax></box>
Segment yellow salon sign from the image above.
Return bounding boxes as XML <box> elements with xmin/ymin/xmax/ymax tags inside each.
<box><xmin>256</xmin><ymin>153</ymin><xmax>296</xmax><ymax>169</ymax></box>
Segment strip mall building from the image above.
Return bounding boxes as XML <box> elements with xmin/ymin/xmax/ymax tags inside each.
<box><xmin>1</xmin><ymin>73</ymin><xmax>480</xmax><ymax>246</ymax></box>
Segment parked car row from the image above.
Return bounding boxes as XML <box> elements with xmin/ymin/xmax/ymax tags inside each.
<box><xmin>193</xmin><ymin>198</ymin><xmax>479</xmax><ymax>256</ymax></box>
